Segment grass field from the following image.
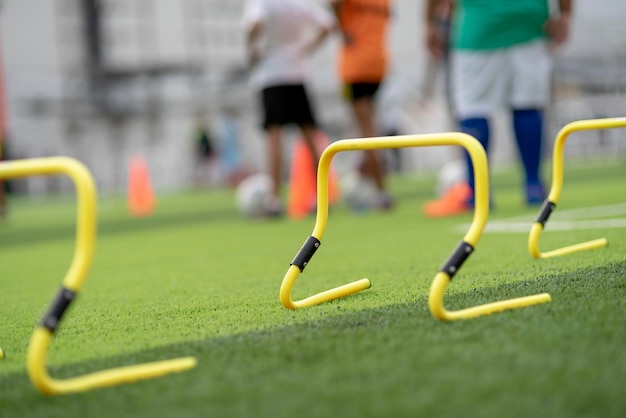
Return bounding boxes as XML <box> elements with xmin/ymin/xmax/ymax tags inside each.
<box><xmin>1</xmin><ymin>157</ymin><xmax>625</xmax><ymax>418</ymax></box>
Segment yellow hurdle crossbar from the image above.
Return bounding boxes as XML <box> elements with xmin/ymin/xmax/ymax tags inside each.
<box><xmin>279</xmin><ymin>133</ymin><xmax>551</xmax><ymax>320</ymax></box>
<box><xmin>0</xmin><ymin>157</ymin><xmax>196</xmax><ymax>396</ymax></box>
<box><xmin>528</xmin><ymin>117</ymin><xmax>626</xmax><ymax>259</ymax></box>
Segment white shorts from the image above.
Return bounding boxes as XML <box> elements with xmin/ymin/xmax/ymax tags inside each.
<box><xmin>451</xmin><ymin>39</ymin><xmax>553</xmax><ymax>119</ymax></box>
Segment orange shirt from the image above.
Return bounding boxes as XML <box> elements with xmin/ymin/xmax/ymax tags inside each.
<box><xmin>337</xmin><ymin>0</ymin><xmax>390</xmax><ymax>83</ymax></box>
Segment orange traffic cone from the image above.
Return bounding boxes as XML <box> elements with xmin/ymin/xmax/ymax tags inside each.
<box><xmin>287</xmin><ymin>132</ymin><xmax>340</xmax><ymax>220</ymax></box>
<box><xmin>127</xmin><ymin>155</ymin><xmax>156</xmax><ymax>217</ymax></box>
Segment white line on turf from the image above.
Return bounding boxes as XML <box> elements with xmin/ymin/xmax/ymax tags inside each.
<box><xmin>455</xmin><ymin>203</ymin><xmax>626</xmax><ymax>234</ymax></box>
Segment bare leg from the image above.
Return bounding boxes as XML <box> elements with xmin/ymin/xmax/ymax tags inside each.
<box><xmin>266</xmin><ymin>125</ymin><xmax>282</xmax><ymax>198</ymax></box>
<box><xmin>351</xmin><ymin>97</ymin><xmax>385</xmax><ymax>191</ymax></box>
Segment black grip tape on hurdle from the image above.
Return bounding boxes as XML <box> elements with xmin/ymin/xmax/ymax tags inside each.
<box><xmin>291</xmin><ymin>236</ymin><xmax>321</xmax><ymax>272</ymax></box>
<box><xmin>535</xmin><ymin>200</ymin><xmax>556</xmax><ymax>227</ymax></box>
<box><xmin>439</xmin><ymin>241</ymin><xmax>474</xmax><ymax>280</ymax></box>
<box><xmin>40</xmin><ymin>287</ymin><xmax>76</xmax><ymax>332</ymax></box>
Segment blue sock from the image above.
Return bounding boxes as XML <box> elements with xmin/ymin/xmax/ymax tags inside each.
<box><xmin>512</xmin><ymin>109</ymin><xmax>543</xmax><ymax>185</ymax></box>
<box><xmin>459</xmin><ymin>117</ymin><xmax>489</xmax><ymax>205</ymax></box>
<box><xmin>512</xmin><ymin>109</ymin><xmax>545</xmax><ymax>203</ymax></box>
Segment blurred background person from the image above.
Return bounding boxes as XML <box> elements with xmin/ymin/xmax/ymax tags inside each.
<box><xmin>191</xmin><ymin>114</ymin><xmax>217</xmax><ymax>189</ymax></box>
<box><xmin>213</xmin><ymin>106</ymin><xmax>251</xmax><ymax>188</ymax></box>
<box><xmin>423</xmin><ymin>0</ymin><xmax>572</xmax><ymax>217</ymax></box>
<box><xmin>243</xmin><ymin>0</ymin><xmax>335</xmax><ymax>217</ymax></box>
<box><xmin>331</xmin><ymin>0</ymin><xmax>394</xmax><ymax>211</ymax></box>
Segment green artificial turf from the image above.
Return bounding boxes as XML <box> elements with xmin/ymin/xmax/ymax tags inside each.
<box><xmin>0</xmin><ymin>157</ymin><xmax>625</xmax><ymax>418</ymax></box>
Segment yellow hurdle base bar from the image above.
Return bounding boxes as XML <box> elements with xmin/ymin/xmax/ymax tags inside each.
<box><xmin>529</xmin><ymin>199</ymin><xmax>609</xmax><ymax>258</ymax></box>
<box><xmin>28</xmin><ymin>328</ymin><xmax>197</xmax><ymax>396</ymax></box>
<box><xmin>280</xmin><ymin>235</ymin><xmax>371</xmax><ymax>309</ymax></box>
<box><xmin>428</xmin><ymin>240</ymin><xmax>551</xmax><ymax>320</ymax></box>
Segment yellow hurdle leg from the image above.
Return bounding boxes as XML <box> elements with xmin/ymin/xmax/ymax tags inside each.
<box><xmin>528</xmin><ymin>117</ymin><xmax>626</xmax><ymax>258</ymax></box>
<box><xmin>0</xmin><ymin>157</ymin><xmax>196</xmax><ymax>396</ymax></box>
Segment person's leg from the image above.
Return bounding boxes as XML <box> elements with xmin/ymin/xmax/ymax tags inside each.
<box><xmin>422</xmin><ymin>117</ymin><xmax>487</xmax><ymax>217</ymax></box>
<box><xmin>351</xmin><ymin>97</ymin><xmax>393</xmax><ymax>209</ymax></box>
<box><xmin>260</xmin><ymin>85</ymin><xmax>288</xmax><ymax>215</ymax></box>
<box><xmin>266</xmin><ymin>125</ymin><xmax>282</xmax><ymax>199</ymax></box>
<box><xmin>351</xmin><ymin>96</ymin><xmax>385</xmax><ymax>191</ymax></box>
<box><xmin>510</xmin><ymin>40</ymin><xmax>552</xmax><ymax>205</ymax></box>
<box><xmin>512</xmin><ymin>108</ymin><xmax>545</xmax><ymax>204</ymax></box>
<box><xmin>423</xmin><ymin>48</ymin><xmax>503</xmax><ymax>217</ymax></box>
<box><xmin>290</xmin><ymin>84</ymin><xmax>320</xmax><ymax>178</ymax></box>
<box><xmin>261</xmin><ymin>124</ymin><xmax>285</xmax><ymax>216</ymax></box>
<box><xmin>459</xmin><ymin>117</ymin><xmax>490</xmax><ymax>205</ymax></box>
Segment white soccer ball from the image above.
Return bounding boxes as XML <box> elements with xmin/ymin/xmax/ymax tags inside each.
<box><xmin>235</xmin><ymin>173</ymin><xmax>273</xmax><ymax>217</ymax></box>
<box><xmin>437</xmin><ymin>159</ymin><xmax>466</xmax><ymax>197</ymax></box>
<box><xmin>340</xmin><ymin>171</ymin><xmax>380</xmax><ymax>212</ymax></box>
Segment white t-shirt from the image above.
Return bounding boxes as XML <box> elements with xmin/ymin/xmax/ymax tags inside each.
<box><xmin>242</xmin><ymin>0</ymin><xmax>334</xmax><ymax>89</ymax></box>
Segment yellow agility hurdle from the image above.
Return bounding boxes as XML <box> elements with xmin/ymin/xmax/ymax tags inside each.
<box><xmin>0</xmin><ymin>157</ymin><xmax>196</xmax><ymax>396</ymax></box>
<box><xmin>529</xmin><ymin>117</ymin><xmax>626</xmax><ymax>259</ymax></box>
<box><xmin>280</xmin><ymin>133</ymin><xmax>551</xmax><ymax>320</ymax></box>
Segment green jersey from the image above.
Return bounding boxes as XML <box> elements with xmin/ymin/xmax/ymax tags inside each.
<box><xmin>453</xmin><ymin>0</ymin><xmax>550</xmax><ymax>50</ymax></box>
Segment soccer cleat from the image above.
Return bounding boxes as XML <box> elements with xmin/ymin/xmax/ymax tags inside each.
<box><xmin>423</xmin><ymin>181</ymin><xmax>472</xmax><ymax>218</ymax></box>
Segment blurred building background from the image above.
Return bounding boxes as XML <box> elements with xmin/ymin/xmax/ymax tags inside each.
<box><xmin>0</xmin><ymin>0</ymin><xmax>625</xmax><ymax>194</ymax></box>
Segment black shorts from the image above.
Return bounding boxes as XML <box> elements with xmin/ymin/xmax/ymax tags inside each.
<box><xmin>261</xmin><ymin>84</ymin><xmax>317</xmax><ymax>129</ymax></box>
<box><xmin>343</xmin><ymin>82</ymin><xmax>381</xmax><ymax>102</ymax></box>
